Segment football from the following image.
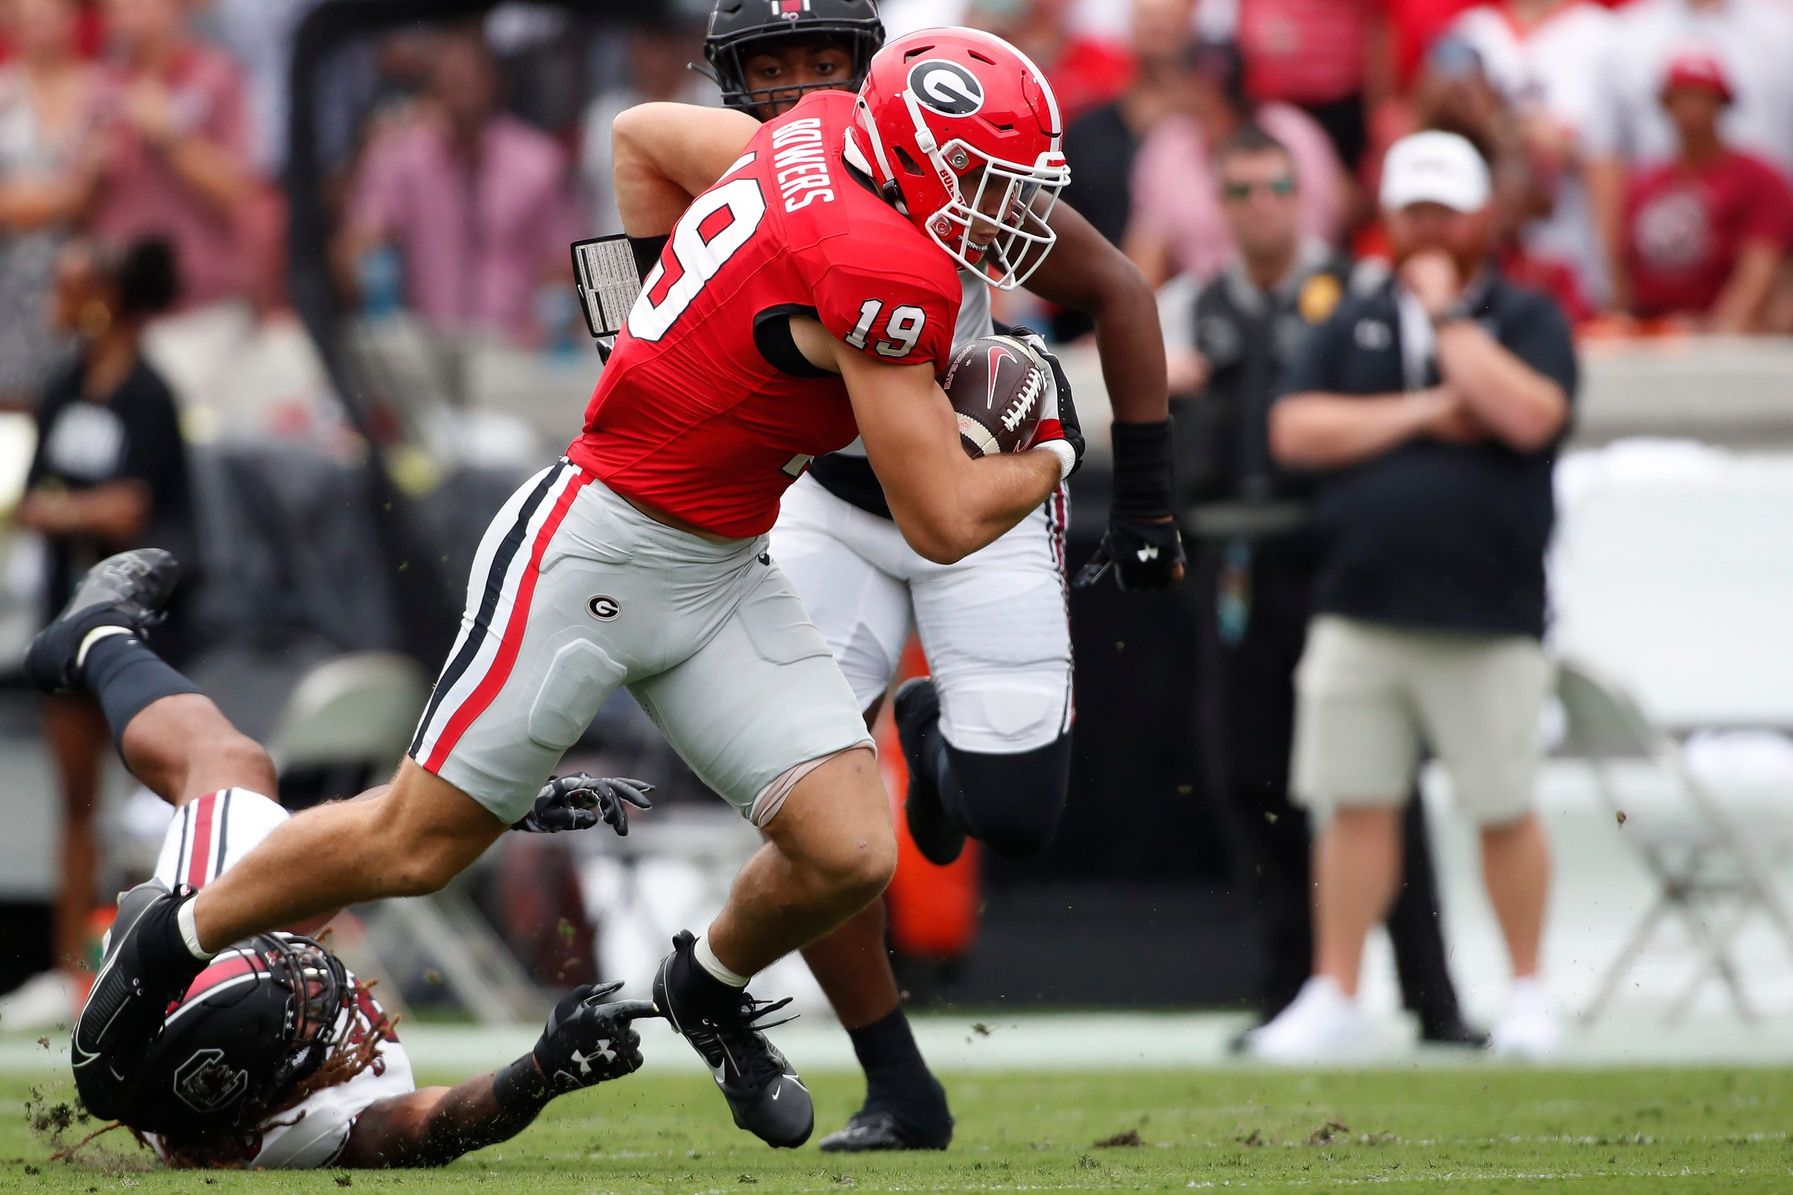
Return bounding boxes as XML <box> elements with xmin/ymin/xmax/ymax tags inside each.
<box><xmin>940</xmin><ymin>334</ymin><xmax>1049</xmax><ymax>458</ymax></box>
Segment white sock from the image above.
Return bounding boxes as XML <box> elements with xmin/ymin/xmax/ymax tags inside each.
<box><xmin>75</xmin><ymin>625</ymin><xmax>132</xmax><ymax>670</ymax></box>
<box><xmin>175</xmin><ymin>896</ymin><xmax>210</xmax><ymax>960</ymax></box>
<box><xmin>692</xmin><ymin>934</ymin><xmax>749</xmax><ymax>988</ymax></box>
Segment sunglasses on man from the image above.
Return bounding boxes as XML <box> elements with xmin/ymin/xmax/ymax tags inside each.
<box><xmin>1222</xmin><ymin>176</ymin><xmax>1297</xmax><ymax>201</ymax></box>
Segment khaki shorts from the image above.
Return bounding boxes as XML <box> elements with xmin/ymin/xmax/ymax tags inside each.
<box><xmin>410</xmin><ymin>461</ymin><xmax>874</xmax><ymax>826</ymax></box>
<box><xmin>1291</xmin><ymin>616</ymin><xmax>1552</xmax><ymax>826</ymax></box>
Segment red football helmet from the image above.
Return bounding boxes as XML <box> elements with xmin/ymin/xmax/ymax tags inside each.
<box><xmin>847</xmin><ymin>27</ymin><xmax>1069</xmax><ymax>291</ymax></box>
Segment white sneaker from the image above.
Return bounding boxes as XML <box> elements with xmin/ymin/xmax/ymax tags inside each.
<box><xmin>0</xmin><ymin>970</ymin><xmax>81</xmax><ymax>1034</ymax></box>
<box><xmin>1489</xmin><ymin>978</ymin><xmax>1560</xmax><ymax>1060</ymax></box>
<box><xmin>1243</xmin><ymin>977</ymin><xmax>1371</xmax><ymax>1063</ymax></box>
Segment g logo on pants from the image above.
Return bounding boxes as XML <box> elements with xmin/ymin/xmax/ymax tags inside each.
<box><xmin>587</xmin><ymin>595</ymin><xmax>620</xmax><ymax>621</ymax></box>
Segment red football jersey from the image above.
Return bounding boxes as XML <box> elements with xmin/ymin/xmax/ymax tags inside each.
<box><xmin>567</xmin><ymin>91</ymin><xmax>962</xmax><ymax>539</ymax></box>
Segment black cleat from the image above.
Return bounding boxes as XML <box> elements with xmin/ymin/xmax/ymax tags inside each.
<box><xmin>652</xmin><ymin>931</ymin><xmax>813</xmax><ymax>1148</ymax></box>
<box><xmin>895</xmin><ymin>678</ymin><xmax>964</xmax><ymax>866</ymax></box>
<box><xmin>24</xmin><ymin>548</ymin><xmax>179</xmax><ymax>694</ymax></box>
<box><xmin>819</xmin><ymin>1104</ymin><xmax>954</xmax><ymax>1153</ymax></box>
<box><xmin>71</xmin><ymin>881</ymin><xmax>207</xmax><ymax>1119</ymax></box>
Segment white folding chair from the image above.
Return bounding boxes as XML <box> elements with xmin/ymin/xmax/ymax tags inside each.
<box><xmin>265</xmin><ymin>652</ymin><xmax>542</xmax><ymax>1022</ymax></box>
<box><xmin>1553</xmin><ymin>657</ymin><xmax>1793</xmax><ymax>1023</ymax></box>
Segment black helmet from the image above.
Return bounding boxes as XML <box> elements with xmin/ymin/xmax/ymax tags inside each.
<box><xmin>702</xmin><ymin>0</ymin><xmax>885</xmax><ymax>112</ymax></box>
<box><xmin>123</xmin><ymin>934</ymin><xmax>349</xmax><ymax>1141</ymax></box>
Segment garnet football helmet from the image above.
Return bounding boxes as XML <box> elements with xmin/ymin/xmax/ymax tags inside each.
<box><xmin>122</xmin><ymin>933</ymin><xmax>350</xmax><ymax>1140</ymax></box>
<box><xmin>703</xmin><ymin>0</ymin><xmax>885</xmax><ymax>112</ymax></box>
<box><xmin>848</xmin><ymin>28</ymin><xmax>1069</xmax><ymax>290</ymax></box>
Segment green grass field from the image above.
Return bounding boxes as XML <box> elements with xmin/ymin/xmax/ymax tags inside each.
<box><xmin>3</xmin><ymin>1066</ymin><xmax>1791</xmax><ymax>1192</ymax></box>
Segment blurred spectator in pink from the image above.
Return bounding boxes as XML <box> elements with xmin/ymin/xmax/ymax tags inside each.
<box><xmin>1237</xmin><ymin>0</ymin><xmax>1382</xmax><ymax>170</ymax></box>
<box><xmin>0</xmin><ymin>0</ymin><xmax>99</xmax><ymax>406</ymax></box>
<box><xmin>1444</xmin><ymin>0</ymin><xmax>1626</xmax><ymax>307</ymax></box>
<box><xmin>1622</xmin><ymin>50</ymin><xmax>1793</xmax><ymax>330</ymax></box>
<box><xmin>581</xmin><ymin>15</ymin><xmax>714</xmax><ymax>239</ymax></box>
<box><xmin>1125</xmin><ymin>38</ymin><xmax>1345</xmax><ymax>287</ymax></box>
<box><xmin>340</xmin><ymin>25</ymin><xmax>578</xmax><ymax>346</ymax></box>
<box><xmin>1613</xmin><ymin>0</ymin><xmax>1793</xmax><ymax>179</ymax></box>
<box><xmin>87</xmin><ymin>0</ymin><xmax>258</xmax><ymax>313</ymax></box>
<box><xmin>1059</xmin><ymin>0</ymin><xmax>1196</xmax><ymax>251</ymax></box>
<box><xmin>966</xmin><ymin>0</ymin><xmax>1133</xmax><ymax>126</ymax></box>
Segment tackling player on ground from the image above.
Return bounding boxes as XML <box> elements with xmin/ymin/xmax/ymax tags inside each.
<box><xmin>68</xmin><ymin>27</ymin><xmax>1083</xmax><ymax>1154</ymax></box>
<box><xmin>699</xmin><ymin>0</ymin><xmax>1183</xmax><ymax>1151</ymax></box>
<box><xmin>27</xmin><ymin>550</ymin><xmax>654</xmax><ymax>1169</ymax></box>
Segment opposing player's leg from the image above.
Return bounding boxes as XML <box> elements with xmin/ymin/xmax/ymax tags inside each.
<box><xmin>71</xmin><ymin>463</ymin><xmax>643</xmax><ymax>1112</ymax></box>
<box><xmin>904</xmin><ymin>492</ymin><xmax>1075</xmax><ymax>864</ymax></box>
<box><xmin>767</xmin><ymin>473</ymin><xmax>913</xmax><ymax>725</ymax></box>
<box><xmin>22</xmin><ymin>548</ymin><xmax>274</xmax><ymax>805</ymax></box>
<box><xmin>768</xmin><ymin>477</ymin><xmax>952</xmax><ymax>1151</ymax></box>
<box><xmin>632</xmin><ymin>557</ymin><xmax>884</xmax><ymax>1148</ymax></box>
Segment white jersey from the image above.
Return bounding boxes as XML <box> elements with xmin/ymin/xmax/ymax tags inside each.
<box><xmin>146</xmin><ymin>788</ymin><xmax>414</xmax><ymax>1169</ymax></box>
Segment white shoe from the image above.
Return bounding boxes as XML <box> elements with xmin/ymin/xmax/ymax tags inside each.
<box><xmin>1243</xmin><ymin>977</ymin><xmax>1371</xmax><ymax>1063</ymax></box>
<box><xmin>1489</xmin><ymin>978</ymin><xmax>1559</xmax><ymax>1060</ymax></box>
<box><xmin>0</xmin><ymin>970</ymin><xmax>81</xmax><ymax>1034</ymax></box>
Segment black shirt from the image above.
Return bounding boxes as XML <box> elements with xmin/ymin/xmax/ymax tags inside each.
<box><xmin>1274</xmin><ymin>275</ymin><xmax>1578</xmax><ymax>639</ymax></box>
<box><xmin>1179</xmin><ymin>244</ymin><xmax>1351</xmax><ymax>516</ymax></box>
<box><xmin>1059</xmin><ymin>100</ymin><xmax>1140</xmax><ymax>250</ymax></box>
<box><xmin>1052</xmin><ymin>101</ymin><xmax>1141</xmax><ymax>343</ymax></box>
<box><xmin>28</xmin><ymin>357</ymin><xmax>193</xmax><ymax>613</ymax></box>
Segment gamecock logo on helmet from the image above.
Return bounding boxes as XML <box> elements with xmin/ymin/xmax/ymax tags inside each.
<box><xmin>173</xmin><ymin>1048</ymin><xmax>250</xmax><ymax>1114</ymax></box>
<box><xmin>907</xmin><ymin>59</ymin><xmax>985</xmax><ymax>117</ymax></box>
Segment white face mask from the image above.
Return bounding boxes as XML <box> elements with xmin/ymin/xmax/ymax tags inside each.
<box><xmin>898</xmin><ymin>88</ymin><xmax>1070</xmax><ymax>291</ymax></box>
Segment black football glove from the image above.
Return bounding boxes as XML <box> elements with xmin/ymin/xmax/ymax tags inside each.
<box><xmin>1010</xmin><ymin>326</ymin><xmax>1085</xmax><ymax>479</ymax></box>
<box><xmin>532</xmin><ymin>981</ymin><xmax>656</xmax><ymax>1092</ymax></box>
<box><xmin>1073</xmin><ymin>418</ymin><xmax>1185</xmax><ymax>591</ymax></box>
<box><xmin>1073</xmin><ymin>517</ymin><xmax>1187</xmax><ymax>591</ymax></box>
<box><xmin>511</xmin><ymin>774</ymin><xmax>654</xmax><ymax>836</ymax></box>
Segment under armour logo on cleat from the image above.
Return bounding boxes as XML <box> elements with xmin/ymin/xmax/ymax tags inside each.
<box><xmin>1136</xmin><ymin>545</ymin><xmax>1160</xmax><ymax>562</ymax></box>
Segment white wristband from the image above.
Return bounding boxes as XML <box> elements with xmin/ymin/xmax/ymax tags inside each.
<box><xmin>1034</xmin><ymin>439</ymin><xmax>1076</xmax><ymax>482</ymax></box>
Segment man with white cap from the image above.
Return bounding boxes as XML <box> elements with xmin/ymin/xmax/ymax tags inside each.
<box><xmin>1246</xmin><ymin>130</ymin><xmax>1577</xmax><ymax>1062</ymax></box>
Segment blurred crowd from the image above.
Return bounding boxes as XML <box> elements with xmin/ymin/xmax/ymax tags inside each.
<box><xmin>5</xmin><ymin>0</ymin><xmax>1793</xmax><ymax>393</ymax></box>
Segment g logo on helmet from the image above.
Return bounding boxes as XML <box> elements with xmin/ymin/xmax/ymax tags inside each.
<box><xmin>907</xmin><ymin>59</ymin><xmax>984</xmax><ymax>117</ymax></box>
<box><xmin>173</xmin><ymin>1048</ymin><xmax>250</xmax><ymax>1114</ymax></box>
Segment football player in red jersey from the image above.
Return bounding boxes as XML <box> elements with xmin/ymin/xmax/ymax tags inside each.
<box><xmin>697</xmin><ymin>1</ymin><xmax>1183</xmax><ymax>1151</ymax></box>
<box><xmin>25</xmin><ymin>550</ymin><xmax>656</xmax><ymax>1170</ymax></box>
<box><xmin>65</xmin><ymin>28</ymin><xmax>1081</xmax><ymax>1155</ymax></box>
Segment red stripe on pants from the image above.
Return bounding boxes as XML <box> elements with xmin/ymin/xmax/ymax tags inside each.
<box><xmin>186</xmin><ymin>793</ymin><xmax>217</xmax><ymax>888</ymax></box>
<box><xmin>424</xmin><ymin>473</ymin><xmax>594</xmax><ymax>772</ymax></box>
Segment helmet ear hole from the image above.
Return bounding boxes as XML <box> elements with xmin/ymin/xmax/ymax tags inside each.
<box><xmin>892</xmin><ymin>146</ymin><xmax>926</xmax><ymax>177</ymax></box>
